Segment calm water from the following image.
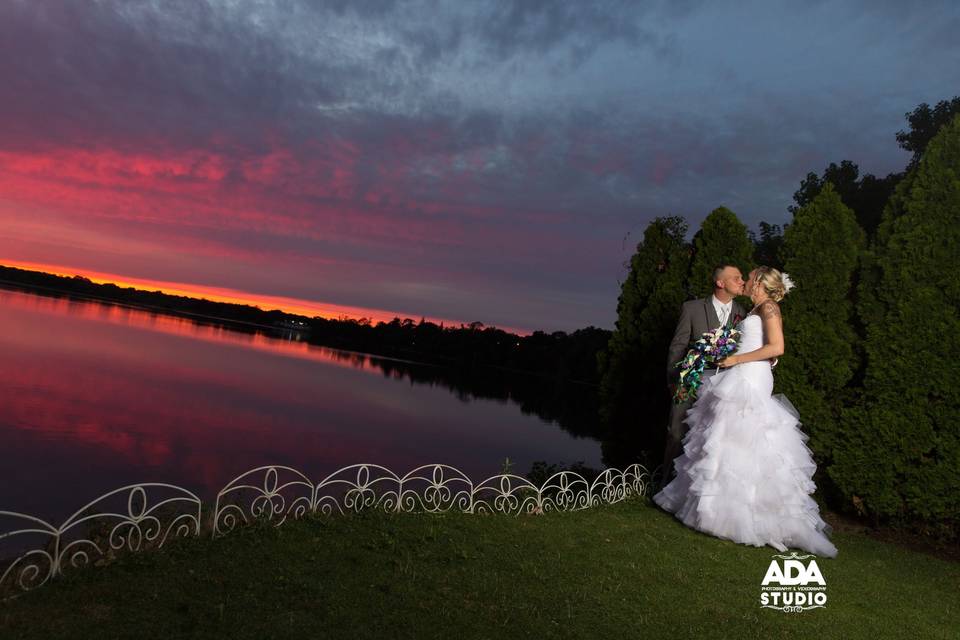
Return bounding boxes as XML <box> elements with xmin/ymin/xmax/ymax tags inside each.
<box><xmin>0</xmin><ymin>288</ymin><xmax>601</xmax><ymax>519</ymax></box>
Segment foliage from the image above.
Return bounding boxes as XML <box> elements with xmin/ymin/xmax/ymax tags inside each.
<box><xmin>597</xmin><ymin>216</ymin><xmax>690</xmax><ymax>465</ymax></box>
<box><xmin>749</xmin><ymin>221</ymin><xmax>786</xmax><ymax>270</ymax></box>
<box><xmin>790</xmin><ymin>160</ymin><xmax>899</xmax><ymax>237</ymax></box>
<box><xmin>790</xmin><ymin>95</ymin><xmax>960</xmax><ymax>238</ymax></box>
<box><xmin>687</xmin><ymin>206</ymin><xmax>754</xmax><ymax>298</ymax></box>
<box><xmin>832</xmin><ymin>113</ymin><xmax>960</xmax><ymax>528</ymax></box>
<box><xmin>776</xmin><ymin>183</ymin><xmax>865</xmax><ymax>491</ymax></box>
<box><xmin>525</xmin><ymin>460</ymin><xmax>603</xmax><ymax>485</ymax></box>
<box><xmin>896</xmin><ymin>96</ymin><xmax>960</xmax><ymax>168</ymax></box>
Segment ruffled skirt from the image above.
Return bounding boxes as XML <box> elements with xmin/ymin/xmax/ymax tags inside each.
<box><xmin>653</xmin><ymin>362</ymin><xmax>838</xmax><ymax>558</ymax></box>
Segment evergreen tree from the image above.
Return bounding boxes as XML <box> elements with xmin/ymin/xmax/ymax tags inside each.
<box><xmin>598</xmin><ymin>216</ymin><xmax>690</xmax><ymax>466</ymax></box>
<box><xmin>832</xmin><ymin>113</ymin><xmax>960</xmax><ymax>529</ymax></box>
<box><xmin>776</xmin><ymin>184</ymin><xmax>865</xmax><ymax>499</ymax></box>
<box><xmin>687</xmin><ymin>206</ymin><xmax>754</xmax><ymax>298</ymax></box>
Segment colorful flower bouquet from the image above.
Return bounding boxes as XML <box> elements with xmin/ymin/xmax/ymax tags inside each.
<box><xmin>672</xmin><ymin>326</ymin><xmax>741</xmax><ymax>404</ymax></box>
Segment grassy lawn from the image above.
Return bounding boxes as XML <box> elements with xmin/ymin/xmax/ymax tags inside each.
<box><xmin>2</xmin><ymin>496</ymin><xmax>958</xmax><ymax>639</ymax></box>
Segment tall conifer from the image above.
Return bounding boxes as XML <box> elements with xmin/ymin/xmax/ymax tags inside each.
<box><xmin>776</xmin><ymin>184</ymin><xmax>865</xmax><ymax>486</ymax></box>
<box><xmin>832</xmin><ymin>114</ymin><xmax>960</xmax><ymax>526</ymax></box>
<box><xmin>598</xmin><ymin>216</ymin><xmax>690</xmax><ymax>463</ymax></box>
<box><xmin>687</xmin><ymin>206</ymin><xmax>754</xmax><ymax>298</ymax></box>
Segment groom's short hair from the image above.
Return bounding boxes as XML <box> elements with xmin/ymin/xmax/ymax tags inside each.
<box><xmin>712</xmin><ymin>264</ymin><xmax>738</xmax><ymax>282</ymax></box>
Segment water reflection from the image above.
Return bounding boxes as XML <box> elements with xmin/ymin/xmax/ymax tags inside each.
<box><xmin>0</xmin><ymin>288</ymin><xmax>602</xmax><ymax>520</ymax></box>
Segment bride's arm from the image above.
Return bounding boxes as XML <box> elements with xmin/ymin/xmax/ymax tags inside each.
<box><xmin>719</xmin><ymin>301</ymin><xmax>784</xmax><ymax>367</ymax></box>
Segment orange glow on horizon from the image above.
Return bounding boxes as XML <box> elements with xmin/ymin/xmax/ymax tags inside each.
<box><xmin>0</xmin><ymin>259</ymin><xmax>531</xmax><ymax>335</ymax></box>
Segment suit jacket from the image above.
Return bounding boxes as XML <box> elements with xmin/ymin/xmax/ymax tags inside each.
<box><xmin>666</xmin><ymin>296</ymin><xmax>747</xmax><ymax>383</ymax></box>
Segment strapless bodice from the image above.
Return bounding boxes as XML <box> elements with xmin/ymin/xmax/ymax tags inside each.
<box><xmin>729</xmin><ymin>313</ymin><xmax>772</xmax><ymax>393</ymax></box>
<box><xmin>736</xmin><ymin>313</ymin><xmax>764</xmax><ymax>354</ymax></box>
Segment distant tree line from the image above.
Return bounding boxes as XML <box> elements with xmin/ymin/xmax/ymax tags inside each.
<box><xmin>598</xmin><ymin>98</ymin><xmax>960</xmax><ymax>538</ymax></box>
<box><xmin>0</xmin><ymin>263</ymin><xmax>610</xmax><ymax>444</ymax></box>
<box><xmin>0</xmin><ymin>265</ymin><xmax>609</xmax><ymax>385</ymax></box>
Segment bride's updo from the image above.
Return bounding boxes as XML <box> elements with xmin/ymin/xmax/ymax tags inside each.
<box><xmin>753</xmin><ymin>266</ymin><xmax>792</xmax><ymax>302</ymax></box>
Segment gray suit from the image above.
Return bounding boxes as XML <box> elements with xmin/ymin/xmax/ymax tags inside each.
<box><xmin>660</xmin><ymin>296</ymin><xmax>746</xmax><ymax>486</ymax></box>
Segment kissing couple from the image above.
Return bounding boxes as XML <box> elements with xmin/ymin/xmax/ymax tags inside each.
<box><xmin>653</xmin><ymin>264</ymin><xmax>838</xmax><ymax>558</ymax></box>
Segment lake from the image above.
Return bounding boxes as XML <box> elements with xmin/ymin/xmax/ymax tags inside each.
<box><xmin>0</xmin><ymin>288</ymin><xmax>602</xmax><ymax>520</ymax></box>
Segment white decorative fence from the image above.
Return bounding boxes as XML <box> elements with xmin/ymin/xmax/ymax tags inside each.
<box><xmin>1</xmin><ymin>463</ymin><xmax>652</xmax><ymax>598</ymax></box>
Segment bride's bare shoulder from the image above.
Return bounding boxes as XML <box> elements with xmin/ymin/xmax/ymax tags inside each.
<box><xmin>758</xmin><ymin>299</ymin><xmax>781</xmax><ymax>320</ymax></box>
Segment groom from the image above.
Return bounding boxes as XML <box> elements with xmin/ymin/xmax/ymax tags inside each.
<box><xmin>659</xmin><ymin>265</ymin><xmax>746</xmax><ymax>489</ymax></box>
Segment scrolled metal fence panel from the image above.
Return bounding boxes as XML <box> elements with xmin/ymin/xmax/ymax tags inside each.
<box><xmin>396</xmin><ymin>464</ymin><xmax>474</xmax><ymax>514</ymax></box>
<box><xmin>1</xmin><ymin>483</ymin><xmax>201</xmax><ymax>597</ymax></box>
<box><xmin>213</xmin><ymin>465</ymin><xmax>315</xmax><ymax>537</ymax></box>
<box><xmin>2</xmin><ymin>462</ymin><xmax>651</xmax><ymax>598</ymax></box>
<box><xmin>589</xmin><ymin>466</ymin><xmax>643</xmax><ymax>507</ymax></box>
<box><xmin>471</xmin><ymin>473</ymin><xmax>541</xmax><ymax>515</ymax></box>
<box><xmin>314</xmin><ymin>463</ymin><xmax>403</xmax><ymax>516</ymax></box>
<box><xmin>0</xmin><ymin>511</ymin><xmax>58</xmax><ymax>594</ymax></box>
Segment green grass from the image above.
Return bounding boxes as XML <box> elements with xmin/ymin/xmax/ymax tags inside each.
<box><xmin>2</xmin><ymin>497</ymin><xmax>958</xmax><ymax>639</ymax></box>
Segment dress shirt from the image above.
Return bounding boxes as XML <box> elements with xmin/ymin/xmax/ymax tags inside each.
<box><xmin>712</xmin><ymin>294</ymin><xmax>733</xmax><ymax>328</ymax></box>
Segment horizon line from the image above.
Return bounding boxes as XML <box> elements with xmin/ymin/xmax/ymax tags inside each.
<box><xmin>0</xmin><ymin>259</ymin><xmax>535</xmax><ymax>336</ymax></box>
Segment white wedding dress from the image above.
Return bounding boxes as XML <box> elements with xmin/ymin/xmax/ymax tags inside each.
<box><xmin>653</xmin><ymin>313</ymin><xmax>838</xmax><ymax>558</ymax></box>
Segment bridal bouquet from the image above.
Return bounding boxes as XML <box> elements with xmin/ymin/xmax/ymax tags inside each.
<box><xmin>672</xmin><ymin>326</ymin><xmax>741</xmax><ymax>404</ymax></box>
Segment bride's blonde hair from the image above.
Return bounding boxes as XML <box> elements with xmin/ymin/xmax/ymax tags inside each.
<box><xmin>754</xmin><ymin>266</ymin><xmax>789</xmax><ymax>302</ymax></box>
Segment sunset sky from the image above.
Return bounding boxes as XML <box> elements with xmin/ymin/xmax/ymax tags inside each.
<box><xmin>1</xmin><ymin>1</ymin><xmax>958</xmax><ymax>333</ymax></box>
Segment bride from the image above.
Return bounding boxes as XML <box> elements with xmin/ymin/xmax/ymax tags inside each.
<box><xmin>653</xmin><ymin>266</ymin><xmax>838</xmax><ymax>558</ymax></box>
